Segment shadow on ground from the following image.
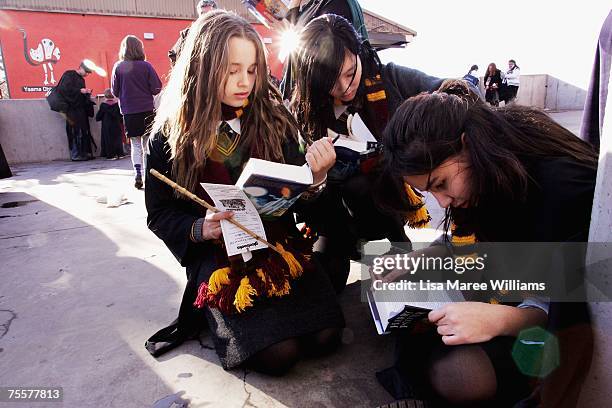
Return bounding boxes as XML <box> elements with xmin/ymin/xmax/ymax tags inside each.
<box><xmin>0</xmin><ymin>159</ymin><xmax>398</xmax><ymax>407</ymax></box>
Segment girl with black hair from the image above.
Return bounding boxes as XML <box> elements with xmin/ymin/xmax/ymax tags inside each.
<box><xmin>290</xmin><ymin>14</ymin><xmax>442</xmax><ymax>291</ymax></box>
<box><xmin>501</xmin><ymin>59</ymin><xmax>521</xmax><ymax>104</ymax></box>
<box><xmin>279</xmin><ymin>0</ymin><xmax>368</xmax><ymax>100</ymax></box>
<box><xmin>378</xmin><ymin>80</ymin><xmax>596</xmax><ymax>406</ymax></box>
<box><xmin>462</xmin><ymin>64</ymin><xmax>479</xmax><ymax>87</ymax></box>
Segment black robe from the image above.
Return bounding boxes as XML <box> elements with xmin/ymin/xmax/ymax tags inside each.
<box><xmin>96</xmin><ymin>102</ymin><xmax>124</xmax><ymax>158</ymax></box>
<box><xmin>297</xmin><ymin>63</ymin><xmax>443</xmax><ymax>291</ymax></box>
<box><xmin>144</xmin><ymin>130</ymin><xmax>344</xmax><ymax>369</ymax></box>
<box><xmin>0</xmin><ymin>143</ymin><xmax>11</xmax><ymax>179</ymax></box>
<box><xmin>379</xmin><ymin>157</ymin><xmax>597</xmax><ymax>406</ymax></box>
<box><xmin>55</xmin><ymin>70</ymin><xmax>94</xmax><ymax>160</ymax></box>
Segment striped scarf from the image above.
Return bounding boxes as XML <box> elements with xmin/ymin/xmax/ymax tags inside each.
<box><xmin>192</xmin><ymin>98</ymin><xmax>316</xmax><ymax>315</ymax></box>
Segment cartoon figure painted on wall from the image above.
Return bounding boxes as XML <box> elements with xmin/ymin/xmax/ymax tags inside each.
<box><xmin>19</xmin><ymin>28</ymin><xmax>61</xmax><ymax>85</ymax></box>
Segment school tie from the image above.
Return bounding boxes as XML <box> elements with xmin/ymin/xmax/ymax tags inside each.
<box><xmin>216</xmin><ymin>121</ymin><xmax>241</xmax><ymax>156</ymax></box>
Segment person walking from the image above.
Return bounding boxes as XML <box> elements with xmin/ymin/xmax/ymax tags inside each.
<box><xmin>111</xmin><ymin>35</ymin><xmax>162</xmax><ymax>188</ymax></box>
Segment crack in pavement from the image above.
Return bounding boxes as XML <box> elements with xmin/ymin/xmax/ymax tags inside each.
<box><xmin>0</xmin><ymin>310</ymin><xmax>17</xmax><ymax>340</ymax></box>
<box><xmin>241</xmin><ymin>369</ymin><xmax>255</xmax><ymax>408</ymax></box>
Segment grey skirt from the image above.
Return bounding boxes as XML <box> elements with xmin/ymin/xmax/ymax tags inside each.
<box><xmin>199</xmin><ymin>259</ymin><xmax>345</xmax><ymax>369</ymax></box>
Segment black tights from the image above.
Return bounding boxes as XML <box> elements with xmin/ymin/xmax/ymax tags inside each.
<box><xmin>391</xmin><ymin>332</ymin><xmax>529</xmax><ymax>407</ymax></box>
<box><xmin>427</xmin><ymin>343</ymin><xmax>498</xmax><ymax>406</ymax></box>
<box><xmin>245</xmin><ymin>328</ymin><xmax>342</xmax><ymax>376</ymax></box>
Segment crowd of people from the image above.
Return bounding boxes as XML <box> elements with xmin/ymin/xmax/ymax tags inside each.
<box><xmin>47</xmin><ymin>0</ymin><xmax>599</xmax><ymax>406</ymax></box>
<box><xmin>53</xmin><ymin>34</ymin><xmax>161</xmax><ymax>189</ymax></box>
<box><xmin>462</xmin><ymin>60</ymin><xmax>521</xmax><ymax>106</ymax></box>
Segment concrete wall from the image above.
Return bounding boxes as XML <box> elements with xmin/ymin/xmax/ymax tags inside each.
<box><xmin>0</xmin><ymin>98</ymin><xmax>102</xmax><ymax>164</ymax></box>
<box><xmin>545</xmin><ymin>76</ymin><xmax>589</xmax><ymax>111</ymax></box>
<box><xmin>479</xmin><ymin>74</ymin><xmax>587</xmax><ymax>110</ymax></box>
<box><xmin>516</xmin><ymin>74</ymin><xmax>548</xmax><ymax>108</ymax></box>
<box><xmin>579</xmin><ymin>74</ymin><xmax>612</xmax><ymax>407</ymax></box>
<box><xmin>0</xmin><ymin>73</ymin><xmax>589</xmax><ymax>164</ymax></box>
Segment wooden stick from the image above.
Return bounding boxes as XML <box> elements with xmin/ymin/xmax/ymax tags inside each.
<box><xmin>149</xmin><ymin>169</ymin><xmax>282</xmax><ymax>255</ymax></box>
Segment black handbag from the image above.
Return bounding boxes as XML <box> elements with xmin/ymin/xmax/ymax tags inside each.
<box><xmin>45</xmin><ymin>74</ymin><xmax>69</xmax><ymax>113</ymax></box>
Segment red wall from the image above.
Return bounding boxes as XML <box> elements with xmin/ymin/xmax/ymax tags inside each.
<box><xmin>0</xmin><ymin>10</ymin><xmax>284</xmax><ymax>99</ymax></box>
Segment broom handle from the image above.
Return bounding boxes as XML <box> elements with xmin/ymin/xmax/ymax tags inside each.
<box><xmin>149</xmin><ymin>169</ymin><xmax>282</xmax><ymax>255</ymax></box>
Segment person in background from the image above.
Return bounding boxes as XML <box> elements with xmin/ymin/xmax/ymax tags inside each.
<box><xmin>462</xmin><ymin>64</ymin><xmax>479</xmax><ymax>87</ymax></box>
<box><xmin>56</xmin><ymin>61</ymin><xmax>96</xmax><ymax>161</ymax></box>
<box><xmin>168</xmin><ymin>0</ymin><xmax>218</xmax><ymax>65</ymax></box>
<box><xmin>96</xmin><ymin>88</ymin><xmax>125</xmax><ymax>160</ymax></box>
<box><xmin>483</xmin><ymin>62</ymin><xmax>502</xmax><ymax>106</ymax></box>
<box><xmin>502</xmin><ymin>59</ymin><xmax>521</xmax><ymax>104</ymax></box>
<box><xmin>111</xmin><ymin>35</ymin><xmax>162</xmax><ymax>189</ymax></box>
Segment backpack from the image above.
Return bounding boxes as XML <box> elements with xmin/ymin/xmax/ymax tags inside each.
<box><xmin>45</xmin><ymin>73</ymin><xmax>69</xmax><ymax>113</ymax></box>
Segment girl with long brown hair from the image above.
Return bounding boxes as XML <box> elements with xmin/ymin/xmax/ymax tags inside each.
<box><xmin>483</xmin><ymin>62</ymin><xmax>502</xmax><ymax>107</ymax></box>
<box><xmin>145</xmin><ymin>10</ymin><xmax>344</xmax><ymax>375</ymax></box>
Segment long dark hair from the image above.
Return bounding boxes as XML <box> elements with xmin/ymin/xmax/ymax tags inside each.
<box><xmin>508</xmin><ymin>59</ymin><xmax>520</xmax><ymax>71</ymax></box>
<box><xmin>484</xmin><ymin>62</ymin><xmax>498</xmax><ymax>83</ymax></box>
<box><xmin>466</xmin><ymin>64</ymin><xmax>478</xmax><ymax>76</ymax></box>
<box><xmin>119</xmin><ymin>35</ymin><xmax>146</xmax><ymax>61</ymax></box>
<box><xmin>290</xmin><ymin>13</ymin><xmax>381</xmax><ymax>142</ymax></box>
<box><xmin>379</xmin><ymin>80</ymin><xmax>598</xmax><ymax>233</ymax></box>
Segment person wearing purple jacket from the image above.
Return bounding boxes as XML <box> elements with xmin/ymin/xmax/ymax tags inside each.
<box><xmin>112</xmin><ymin>35</ymin><xmax>162</xmax><ymax>189</ymax></box>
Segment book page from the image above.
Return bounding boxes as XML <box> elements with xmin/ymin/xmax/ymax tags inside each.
<box><xmin>200</xmin><ymin>183</ymin><xmax>268</xmax><ymax>257</ymax></box>
<box><xmin>333</xmin><ymin>137</ymin><xmax>368</xmax><ymax>153</ymax></box>
<box><xmin>348</xmin><ymin>113</ymin><xmax>378</xmax><ymax>143</ymax></box>
<box><xmin>236</xmin><ymin>158</ymin><xmax>312</xmax><ymax>187</ymax></box>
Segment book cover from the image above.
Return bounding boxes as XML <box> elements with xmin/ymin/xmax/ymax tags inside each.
<box><xmin>236</xmin><ymin>158</ymin><xmax>313</xmax><ymax>218</ymax></box>
<box><xmin>242</xmin><ymin>0</ymin><xmax>290</xmax><ymax>27</ymax></box>
<box><xmin>366</xmin><ymin>287</ymin><xmax>447</xmax><ymax>334</ymax></box>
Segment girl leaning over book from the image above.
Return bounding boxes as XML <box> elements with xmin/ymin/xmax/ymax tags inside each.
<box><xmin>376</xmin><ymin>80</ymin><xmax>596</xmax><ymax>406</ymax></box>
<box><xmin>144</xmin><ymin>10</ymin><xmax>344</xmax><ymax>375</ymax></box>
<box><xmin>289</xmin><ymin>14</ymin><xmax>443</xmax><ymax>293</ymax></box>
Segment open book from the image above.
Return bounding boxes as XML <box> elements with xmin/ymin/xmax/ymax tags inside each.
<box><xmin>236</xmin><ymin>158</ymin><xmax>313</xmax><ymax>218</ymax></box>
<box><xmin>366</xmin><ymin>284</ymin><xmax>464</xmax><ymax>335</ymax></box>
<box><xmin>328</xmin><ymin>113</ymin><xmax>380</xmax><ymax>155</ymax></box>
<box><xmin>365</xmin><ymin>251</ymin><xmax>465</xmax><ymax>334</ymax></box>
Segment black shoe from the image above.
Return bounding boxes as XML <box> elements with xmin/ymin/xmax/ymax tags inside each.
<box><xmin>145</xmin><ymin>319</ymin><xmax>203</xmax><ymax>358</ymax></box>
<box><xmin>134</xmin><ymin>177</ymin><xmax>143</xmax><ymax>189</ymax></box>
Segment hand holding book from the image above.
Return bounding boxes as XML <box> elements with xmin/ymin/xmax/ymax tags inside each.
<box><xmin>201</xmin><ymin>210</ymin><xmax>234</xmax><ymax>240</ymax></box>
<box><xmin>305</xmin><ymin>136</ymin><xmax>336</xmax><ymax>185</ymax></box>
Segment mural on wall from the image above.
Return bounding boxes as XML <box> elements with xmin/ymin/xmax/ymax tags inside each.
<box><xmin>18</xmin><ymin>28</ymin><xmax>61</xmax><ymax>92</ymax></box>
<box><xmin>0</xmin><ymin>9</ymin><xmax>280</xmax><ymax>99</ymax></box>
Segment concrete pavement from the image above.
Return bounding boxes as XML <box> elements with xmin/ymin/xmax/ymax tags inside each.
<box><xmin>0</xmin><ymin>158</ymin><xmax>400</xmax><ymax>407</ymax></box>
<box><xmin>0</xmin><ymin>110</ymin><xmax>596</xmax><ymax>407</ymax></box>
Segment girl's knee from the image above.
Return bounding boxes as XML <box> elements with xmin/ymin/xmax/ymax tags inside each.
<box><xmin>247</xmin><ymin>339</ymin><xmax>300</xmax><ymax>376</ymax></box>
<box><xmin>304</xmin><ymin>328</ymin><xmax>342</xmax><ymax>357</ymax></box>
